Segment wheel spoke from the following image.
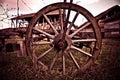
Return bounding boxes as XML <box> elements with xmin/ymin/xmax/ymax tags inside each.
<box><xmin>62</xmin><ymin>52</ymin><xmax>65</xmax><ymax>75</ymax></box>
<box><xmin>43</xmin><ymin>14</ymin><xmax>58</xmax><ymax>35</ymax></box>
<box><xmin>59</xmin><ymin>9</ymin><xmax>64</xmax><ymax>31</ymax></box>
<box><xmin>69</xmin><ymin>22</ymin><xmax>91</xmax><ymax>38</ymax></box>
<box><xmin>66</xmin><ymin>9</ymin><xmax>70</xmax><ymax>24</ymax></box>
<box><xmin>33</xmin><ymin>27</ymin><xmax>54</xmax><ymax>39</ymax></box>
<box><xmin>69</xmin><ymin>51</ymin><xmax>80</xmax><ymax>69</ymax></box>
<box><xmin>63</xmin><ymin>8</ymin><xmax>71</xmax><ymax>31</ymax></box>
<box><xmin>38</xmin><ymin>61</ymin><xmax>48</xmax><ymax>71</ymax></box>
<box><xmin>37</xmin><ymin>47</ymin><xmax>53</xmax><ymax>59</ymax></box>
<box><xmin>33</xmin><ymin>41</ymin><xmax>53</xmax><ymax>46</ymax></box>
<box><xmin>49</xmin><ymin>52</ymin><xmax>58</xmax><ymax>71</ymax></box>
<box><xmin>71</xmin><ymin>45</ymin><xmax>92</xmax><ymax>57</ymax></box>
<box><xmin>64</xmin><ymin>0</ymin><xmax>66</xmax><ymax>2</ymax></box>
<box><xmin>72</xmin><ymin>39</ymin><xmax>96</xmax><ymax>43</ymax></box>
<box><xmin>70</xmin><ymin>0</ymin><xmax>73</xmax><ymax>3</ymax></box>
<box><xmin>66</xmin><ymin>12</ymin><xmax>79</xmax><ymax>35</ymax></box>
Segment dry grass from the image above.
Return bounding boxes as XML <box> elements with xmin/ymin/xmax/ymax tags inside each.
<box><xmin>0</xmin><ymin>39</ymin><xmax>120</xmax><ymax>80</ymax></box>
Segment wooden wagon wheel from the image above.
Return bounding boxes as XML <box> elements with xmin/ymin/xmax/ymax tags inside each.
<box><xmin>25</xmin><ymin>2</ymin><xmax>102</xmax><ymax>75</ymax></box>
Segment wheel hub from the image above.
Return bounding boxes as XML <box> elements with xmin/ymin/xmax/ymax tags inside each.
<box><xmin>53</xmin><ymin>33</ymin><xmax>71</xmax><ymax>51</ymax></box>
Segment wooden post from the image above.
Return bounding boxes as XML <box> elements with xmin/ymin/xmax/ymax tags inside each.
<box><xmin>17</xmin><ymin>40</ymin><xmax>26</xmax><ymax>57</ymax></box>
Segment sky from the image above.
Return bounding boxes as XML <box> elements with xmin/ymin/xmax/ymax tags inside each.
<box><xmin>0</xmin><ymin>0</ymin><xmax>120</xmax><ymax>29</ymax></box>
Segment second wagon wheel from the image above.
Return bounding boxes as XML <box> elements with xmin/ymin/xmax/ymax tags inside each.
<box><xmin>25</xmin><ymin>2</ymin><xmax>102</xmax><ymax>75</ymax></box>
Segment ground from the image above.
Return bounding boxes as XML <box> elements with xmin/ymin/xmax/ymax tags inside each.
<box><xmin>0</xmin><ymin>38</ymin><xmax>120</xmax><ymax>80</ymax></box>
